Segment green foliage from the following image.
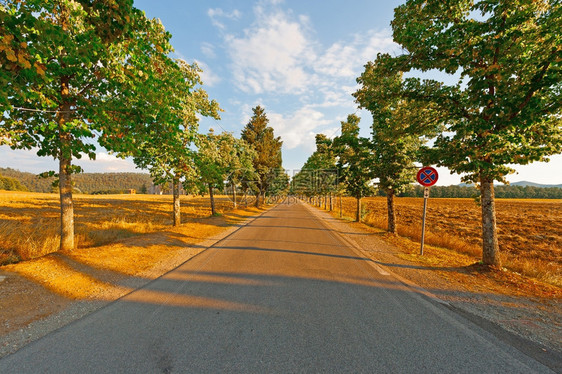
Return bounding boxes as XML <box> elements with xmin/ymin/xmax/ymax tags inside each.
<box><xmin>391</xmin><ymin>0</ymin><xmax>562</xmax><ymax>184</ymax></box>
<box><xmin>0</xmin><ymin>167</ymin><xmax>53</xmax><ymax>192</ymax></box>
<box><xmin>266</xmin><ymin>167</ymin><xmax>290</xmax><ymax>196</ymax></box>
<box><xmin>130</xmin><ymin>60</ymin><xmax>221</xmax><ymax>192</ymax></box>
<box><xmin>332</xmin><ymin>114</ymin><xmax>374</xmax><ymax>199</ymax></box>
<box><xmin>241</xmin><ymin>106</ymin><xmax>283</xmax><ymax>200</ymax></box>
<box><xmin>0</xmin><ymin>173</ymin><xmax>27</xmax><ymax>191</ymax></box>
<box><xmin>399</xmin><ymin>184</ymin><xmax>562</xmax><ymax>199</ymax></box>
<box><xmin>354</xmin><ymin>54</ymin><xmax>436</xmax><ymax>196</ymax></box>
<box><xmin>1</xmin><ymin>0</ymin><xmax>153</xmax><ymax>161</ymax></box>
<box><xmin>389</xmin><ymin>0</ymin><xmax>561</xmax><ymax>265</ymax></box>
<box><xmin>292</xmin><ymin>134</ymin><xmax>338</xmax><ymax>197</ymax></box>
<box><xmin>195</xmin><ymin>130</ymin><xmax>243</xmax><ymax>191</ymax></box>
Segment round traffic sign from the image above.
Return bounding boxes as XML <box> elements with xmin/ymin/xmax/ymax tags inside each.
<box><xmin>417</xmin><ymin>167</ymin><xmax>438</xmax><ymax>187</ymax></box>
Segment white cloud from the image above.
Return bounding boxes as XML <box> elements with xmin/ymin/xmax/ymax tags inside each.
<box><xmin>268</xmin><ymin>107</ymin><xmax>332</xmax><ymax>150</ymax></box>
<box><xmin>225</xmin><ymin>7</ymin><xmax>314</xmax><ymax>94</ymax></box>
<box><xmin>75</xmin><ymin>152</ymin><xmax>141</xmax><ymax>173</ymax></box>
<box><xmin>315</xmin><ymin>30</ymin><xmax>397</xmax><ymax>78</ymax></box>
<box><xmin>208</xmin><ymin>8</ymin><xmax>242</xmax><ymax>30</ymax></box>
<box><xmin>213</xmin><ymin>4</ymin><xmax>401</xmax><ymax>157</ymax></box>
<box><xmin>194</xmin><ymin>60</ymin><xmax>221</xmax><ymax>87</ymax></box>
<box><xmin>221</xmin><ymin>3</ymin><xmax>397</xmax><ymax>104</ymax></box>
<box><xmin>0</xmin><ymin>147</ymin><xmax>143</xmax><ymax>174</ymax></box>
<box><xmin>200</xmin><ymin>42</ymin><xmax>216</xmax><ymax>59</ymax></box>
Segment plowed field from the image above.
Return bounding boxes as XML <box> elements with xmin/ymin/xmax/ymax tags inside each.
<box><xmin>333</xmin><ymin>196</ymin><xmax>561</xmax><ymax>287</ymax></box>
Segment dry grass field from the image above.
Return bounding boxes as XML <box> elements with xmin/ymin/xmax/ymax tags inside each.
<box><xmin>330</xmin><ymin>196</ymin><xmax>561</xmax><ymax>287</ymax></box>
<box><xmin>0</xmin><ymin>191</ymin><xmax>265</xmax><ymax>337</ymax></box>
<box><xmin>0</xmin><ymin>191</ymin><xmax>242</xmax><ymax>264</ymax></box>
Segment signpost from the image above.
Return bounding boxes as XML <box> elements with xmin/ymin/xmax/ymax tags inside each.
<box><xmin>417</xmin><ymin>167</ymin><xmax>438</xmax><ymax>255</ymax></box>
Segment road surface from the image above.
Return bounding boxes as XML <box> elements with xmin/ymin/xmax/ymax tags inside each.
<box><xmin>0</xmin><ymin>202</ymin><xmax>555</xmax><ymax>373</ymax></box>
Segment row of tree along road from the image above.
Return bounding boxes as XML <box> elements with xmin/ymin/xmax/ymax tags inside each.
<box><xmin>1</xmin><ymin>1</ymin><xmax>560</xmax><ymax>269</ymax></box>
<box><xmin>294</xmin><ymin>0</ymin><xmax>561</xmax><ymax>267</ymax></box>
<box><xmin>1</xmin><ymin>2</ymin><xmax>284</xmax><ymax>252</ymax></box>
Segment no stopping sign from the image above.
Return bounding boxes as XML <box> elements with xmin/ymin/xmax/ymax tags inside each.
<box><xmin>417</xmin><ymin>167</ymin><xmax>438</xmax><ymax>187</ymax></box>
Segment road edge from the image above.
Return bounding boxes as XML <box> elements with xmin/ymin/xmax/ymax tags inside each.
<box><xmin>0</xmin><ymin>205</ymin><xmax>275</xmax><ymax>359</ymax></box>
<box><xmin>303</xmin><ymin>202</ymin><xmax>562</xmax><ymax>372</ymax></box>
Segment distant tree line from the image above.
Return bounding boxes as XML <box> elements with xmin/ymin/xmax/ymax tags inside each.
<box><xmin>0</xmin><ymin>172</ymin><xmax>27</xmax><ymax>191</ymax></box>
<box><xmin>392</xmin><ymin>184</ymin><xmax>562</xmax><ymax>199</ymax></box>
<box><xmin>0</xmin><ymin>167</ymin><xmax>153</xmax><ymax>194</ymax></box>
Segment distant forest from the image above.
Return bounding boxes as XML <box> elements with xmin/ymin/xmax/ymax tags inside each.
<box><xmin>0</xmin><ymin>168</ymin><xmax>153</xmax><ymax>194</ymax></box>
<box><xmin>393</xmin><ymin>184</ymin><xmax>562</xmax><ymax>199</ymax></box>
<box><xmin>1</xmin><ymin>167</ymin><xmax>561</xmax><ymax>198</ymax></box>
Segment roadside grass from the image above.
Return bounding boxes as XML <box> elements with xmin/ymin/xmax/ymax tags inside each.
<box><xmin>0</xmin><ymin>192</ymin><xmax>250</xmax><ymax>264</ymax></box>
<box><xmin>320</xmin><ymin>196</ymin><xmax>562</xmax><ymax>288</ymax></box>
<box><xmin>0</xmin><ymin>191</ymin><xmax>264</xmax><ymax>300</ymax></box>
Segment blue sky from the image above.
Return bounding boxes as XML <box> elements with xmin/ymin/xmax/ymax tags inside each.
<box><xmin>1</xmin><ymin>0</ymin><xmax>561</xmax><ymax>185</ymax></box>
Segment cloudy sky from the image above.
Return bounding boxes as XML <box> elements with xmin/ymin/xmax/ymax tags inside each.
<box><xmin>1</xmin><ymin>0</ymin><xmax>561</xmax><ymax>185</ymax></box>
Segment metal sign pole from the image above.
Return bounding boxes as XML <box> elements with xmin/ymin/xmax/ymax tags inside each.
<box><xmin>420</xmin><ymin>187</ymin><xmax>429</xmax><ymax>255</ymax></box>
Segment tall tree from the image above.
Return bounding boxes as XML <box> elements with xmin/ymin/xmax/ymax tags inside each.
<box><xmin>224</xmin><ymin>138</ymin><xmax>256</xmax><ymax>208</ymax></box>
<box><xmin>129</xmin><ymin>61</ymin><xmax>220</xmax><ymax>226</ymax></box>
<box><xmin>195</xmin><ymin>130</ymin><xmax>244</xmax><ymax>216</ymax></box>
<box><xmin>266</xmin><ymin>167</ymin><xmax>291</xmax><ymax>199</ymax></box>
<box><xmin>392</xmin><ymin>0</ymin><xmax>562</xmax><ymax>266</ymax></box>
<box><xmin>333</xmin><ymin>114</ymin><xmax>373</xmax><ymax>222</ymax></box>
<box><xmin>354</xmin><ymin>55</ymin><xmax>436</xmax><ymax>233</ymax></box>
<box><xmin>296</xmin><ymin>134</ymin><xmax>338</xmax><ymax>206</ymax></box>
<box><xmin>0</xmin><ymin>0</ymin><xmax>170</xmax><ymax>251</ymax></box>
<box><xmin>241</xmin><ymin>106</ymin><xmax>283</xmax><ymax>208</ymax></box>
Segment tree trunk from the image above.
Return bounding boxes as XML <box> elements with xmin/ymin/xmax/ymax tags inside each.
<box><xmin>329</xmin><ymin>192</ymin><xmax>333</xmax><ymax>211</ymax></box>
<box><xmin>232</xmin><ymin>182</ymin><xmax>237</xmax><ymax>209</ymax></box>
<box><xmin>173</xmin><ymin>178</ymin><xmax>181</xmax><ymax>226</ymax></box>
<box><xmin>58</xmin><ymin>91</ymin><xmax>74</xmax><ymax>252</ymax></box>
<box><xmin>386</xmin><ymin>189</ymin><xmax>396</xmax><ymax>234</ymax></box>
<box><xmin>209</xmin><ymin>183</ymin><xmax>216</xmax><ymax>215</ymax></box>
<box><xmin>355</xmin><ymin>196</ymin><xmax>361</xmax><ymax>222</ymax></box>
<box><xmin>324</xmin><ymin>195</ymin><xmax>327</xmax><ymax>210</ymax></box>
<box><xmin>339</xmin><ymin>195</ymin><xmax>342</xmax><ymax>218</ymax></box>
<box><xmin>57</xmin><ymin>0</ymin><xmax>74</xmax><ymax>252</ymax></box>
<box><xmin>59</xmin><ymin>148</ymin><xmax>74</xmax><ymax>252</ymax></box>
<box><xmin>254</xmin><ymin>188</ymin><xmax>261</xmax><ymax>208</ymax></box>
<box><xmin>480</xmin><ymin>176</ymin><xmax>501</xmax><ymax>266</ymax></box>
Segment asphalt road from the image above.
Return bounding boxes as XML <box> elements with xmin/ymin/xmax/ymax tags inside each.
<box><xmin>0</xmin><ymin>202</ymin><xmax>555</xmax><ymax>373</ymax></box>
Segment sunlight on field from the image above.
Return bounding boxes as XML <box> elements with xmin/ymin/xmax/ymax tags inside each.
<box><xmin>330</xmin><ymin>196</ymin><xmax>562</xmax><ymax>287</ymax></box>
<box><xmin>0</xmin><ymin>191</ymin><xmax>263</xmax><ymax>301</ymax></box>
<box><xmin>0</xmin><ymin>191</ymin><xmax>242</xmax><ymax>263</ymax></box>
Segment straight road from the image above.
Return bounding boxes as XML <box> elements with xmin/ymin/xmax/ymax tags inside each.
<box><xmin>0</xmin><ymin>202</ymin><xmax>554</xmax><ymax>373</ymax></box>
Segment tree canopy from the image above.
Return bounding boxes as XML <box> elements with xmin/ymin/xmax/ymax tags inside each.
<box><xmin>387</xmin><ymin>0</ymin><xmax>562</xmax><ymax>265</ymax></box>
<box><xmin>332</xmin><ymin>114</ymin><xmax>373</xmax><ymax>221</ymax></box>
<box><xmin>0</xmin><ymin>0</ymin><xmax>220</xmax><ymax>246</ymax></box>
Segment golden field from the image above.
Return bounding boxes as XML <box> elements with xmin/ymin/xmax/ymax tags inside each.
<box><xmin>330</xmin><ymin>196</ymin><xmax>561</xmax><ymax>287</ymax></box>
<box><xmin>0</xmin><ymin>191</ymin><xmax>264</xmax><ymax>335</ymax></box>
<box><xmin>0</xmin><ymin>191</ymin><xmax>243</xmax><ymax>263</ymax></box>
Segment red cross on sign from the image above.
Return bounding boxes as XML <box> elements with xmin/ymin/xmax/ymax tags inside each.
<box><xmin>417</xmin><ymin>167</ymin><xmax>439</xmax><ymax>187</ymax></box>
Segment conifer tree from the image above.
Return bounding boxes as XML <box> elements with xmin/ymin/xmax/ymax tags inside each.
<box><xmin>241</xmin><ymin>106</ymin><xmax>282</xmax><ymax>207</ymax></box>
